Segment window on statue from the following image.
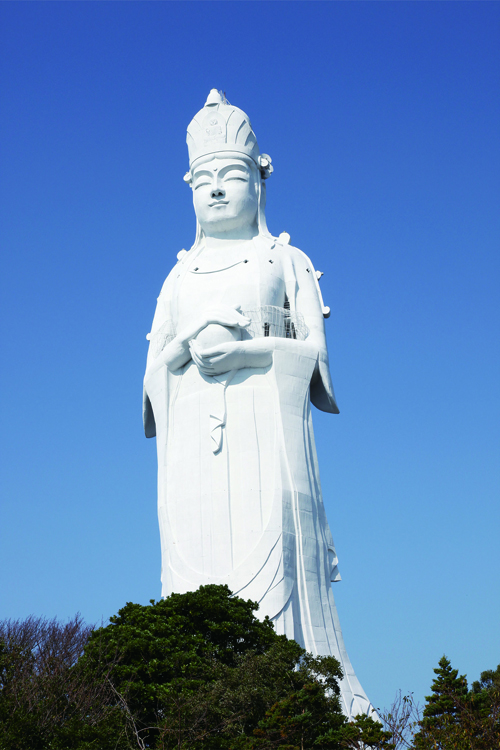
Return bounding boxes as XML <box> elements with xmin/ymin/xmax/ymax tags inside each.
<box><xmin>283</xmin><ymin>295</ymin><xmax>295</xmax><ymax>339</ymax></box>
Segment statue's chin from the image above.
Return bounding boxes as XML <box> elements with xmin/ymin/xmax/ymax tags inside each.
<box><xmin>198</xmin><ymin>212</ymin><xmax>258</xmax><ymax>240</ymax></box>
<box><xmin>195</xmin><ymin>323</ymin><xmax>242</xmax><ymax>350</ymax></box>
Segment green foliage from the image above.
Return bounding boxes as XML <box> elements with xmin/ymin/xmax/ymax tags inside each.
<box><xmin>469</xmin><ymin>664</ymin><xmax>500</xmax><ymax>749</ymax></box>
<box><xmin>418</xmin><ymin>655</ymin><xmax>468</xmax><ymax>731</ymax></box>
<box><xmin>0</xmin><ymin>615</ymin><xmax>129</xmax><ymax>750</ymax></box>
<box><xmin>471</xmin><ymin>663</ymin><xmax>500</xmax><ymax>696</ymax></box>
<box><xmin>80</xmin><ymin>584</ymin><xmax>284</xmax><ymax>746</ymax></box>
<box><xmin>245</xmin><ymin>655</ymin><xmax>393</xmax><ymax>749</ymax></box>
<box><xmin>242</xmin><ymin>654</ymin><xmax>345</xmax><ymax>749</ymax></box>
<box><xmin>413</xmin><ymin>656</ymin><xmax>500</xmax><ymax>750</ymax></box>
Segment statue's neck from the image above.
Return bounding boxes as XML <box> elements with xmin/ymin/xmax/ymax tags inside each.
<box><xmin>203</xmin><ymin>234</ymin><xmax>256</xmax><ymax>252</ymax></box>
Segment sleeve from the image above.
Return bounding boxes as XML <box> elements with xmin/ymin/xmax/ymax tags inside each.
<box><xmin>285</xmin><ymin>246</ymin><xmax>339</xmax><ymax>414</ymax></box>
<box><xmin>143</xmin><ymin>275</ymin><xmax>172</xmax><ymax>438</ymax></box>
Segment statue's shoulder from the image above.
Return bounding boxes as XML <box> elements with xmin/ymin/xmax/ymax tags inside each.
<box><xmin>272</xmin><ymin>233</ymin><xmax>330</xmax><ymax>318</ymax></box>
<box><xmin>157</xmin><ymin>248</ymin><xmax>191</xmax><ymax>299</ymax></box>
<box><xmin>272</xmin><ymin>233</ymin><xmax>317</xmax><ymax>271</ymax></box>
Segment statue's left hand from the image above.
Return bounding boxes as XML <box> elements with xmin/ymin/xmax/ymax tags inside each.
<box><xmin>190</xmin><ymin>340</ymin><xmax>272</xmax><ymax>376</ymax></box>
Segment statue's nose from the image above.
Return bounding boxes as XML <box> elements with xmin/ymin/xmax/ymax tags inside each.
<box><xmin>211</xmin><ymin>187</ymin><xmax>225</xmax><ymax>199</ymax></box>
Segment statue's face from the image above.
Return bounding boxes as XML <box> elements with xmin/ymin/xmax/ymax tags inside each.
<box><xmin>191</xmin><ymin>155</ymin><xmax>259</xmax><ymax>237</ymax></box>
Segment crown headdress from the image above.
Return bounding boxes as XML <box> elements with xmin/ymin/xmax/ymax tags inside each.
<box><xmin>186</xmin><ymin>90</ymin><xmax>273</xmax><ymax>180</ymax></box>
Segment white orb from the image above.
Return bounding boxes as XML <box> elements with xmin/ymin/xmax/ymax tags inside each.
<box><xmin>195</xmin><ymin>323</ymin><xmax>242</xmax><ymax>350</ymax></box>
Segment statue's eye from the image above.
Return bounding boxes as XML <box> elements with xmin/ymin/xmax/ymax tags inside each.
<box><xmin>224</xmin><ymin>173</ymin><xmax>248</xmax><ymax>183</ymax></box>
<box><xmin>193</xmin><ymin>180</ymin><xmax>210</xmax><ymax>190</ymax></box>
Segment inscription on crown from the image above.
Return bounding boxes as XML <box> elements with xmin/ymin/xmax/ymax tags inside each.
<box><xmin>202</xmin><ymin>111</ymin><xmax>226</xmax><ymax>146</ymax></box>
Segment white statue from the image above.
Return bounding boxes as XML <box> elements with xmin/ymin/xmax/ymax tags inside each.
<box><xmin>143</xmin><ymin>90</ymin><xmax>374</xmax><ymax>719</ymax></box>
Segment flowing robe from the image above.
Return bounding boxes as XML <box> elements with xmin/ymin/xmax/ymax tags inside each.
<box><xmin>143</xmin><ymin>234</ymin><xmax>373</xmax><ymax>719</ymax></box>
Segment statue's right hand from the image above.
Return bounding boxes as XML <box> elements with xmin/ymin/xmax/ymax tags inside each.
<box><xmin>167</xmin><ymin>307</ymin><xmax>251</xmax><ymax>372</ymax></box>
<box><xmin>201</xmin><ymin>305</ymin><xmax>250</xmax><ymax>330</ymax></box>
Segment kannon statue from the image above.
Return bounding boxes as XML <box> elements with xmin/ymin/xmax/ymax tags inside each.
<box><xmin>143</xmin><ymin>90</ymin><xmax>374</xmax><ymax>719</ymax></box>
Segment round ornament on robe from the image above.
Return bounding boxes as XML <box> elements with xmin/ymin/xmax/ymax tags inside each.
<box><xmin>195</xmin><ymin>323</ymin><xmax>242</xmax><ymax>349</ymax></box>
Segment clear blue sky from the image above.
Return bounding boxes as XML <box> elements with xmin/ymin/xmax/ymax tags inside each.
<box><xmin>1</xmin><ymin>1</ymin><xmax>499</xmax><ymax>713</ymax></box>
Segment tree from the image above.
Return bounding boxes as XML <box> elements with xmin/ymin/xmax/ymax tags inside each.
<box><xmin>413</xmin><ymin>656</ymin><xmax>500</xmax><ymax>750</ymax></box>
<box><xmin>246</xmin><ymin>654</ymin><xmax>392</xmax><ymax>749</ymax></box>
<box><xmin>81</xmin><ymin>584</ymin><xmax>393</xmax><ymax>749</ymax></box>
<box><xmin>80</xmin><ymin>583</ymin><xmax>284</xmax><ymax>747</ymax></box>
<box><xmin>378</xmin><ymin>691</ymin><xmax>422</xmax><ymax>750</ymax></box>
<box><xmin>413</xmin><ymin>655</ymin><xmax>468</xmax><ymax>749</ymax></box>
<box><xmin>471</xmin><ymin>663</ymin><xmax>500</xmax><ymax>696</ymax></box>
<box><xmin>0</xmin><ymin>614</ymin><xmax>126</xmax><ymax>750</ymax></box>
<box><xmin>469</xmin><ymin>664</ymin><xmax>500</xmax><ymax>749</ymax></box>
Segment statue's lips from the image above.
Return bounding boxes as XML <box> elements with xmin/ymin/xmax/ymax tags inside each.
<box><xmin>208</xmin><ymin>201</ymin><xmax>229</xmax><ymax>207</ymax></box>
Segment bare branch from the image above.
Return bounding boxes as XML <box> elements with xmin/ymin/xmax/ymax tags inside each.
<box><xmin>378</xmin><ymin>691</ymin><xmax>422</xmax><ymax>749</ymax></box>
